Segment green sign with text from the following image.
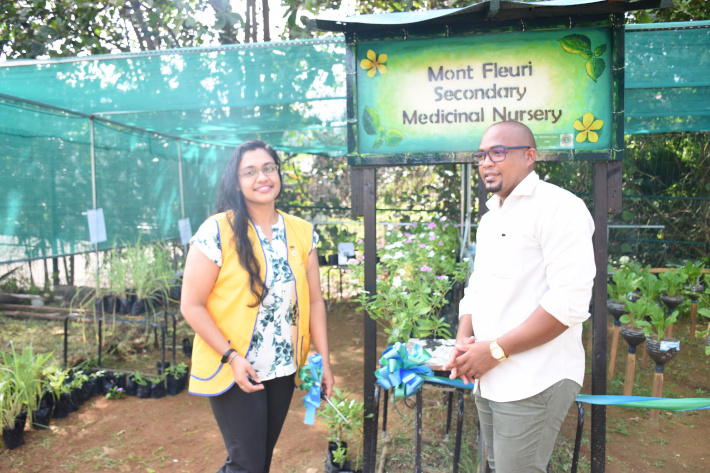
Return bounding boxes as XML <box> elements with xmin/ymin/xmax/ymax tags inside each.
<box><xmin>356</xmin><ymin>28</ymin><xmax>612</xmax><ymax>155</ymax></box>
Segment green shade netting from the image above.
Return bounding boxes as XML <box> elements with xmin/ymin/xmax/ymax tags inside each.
<box><xmin>625</xmin><ymin>21</ymin><xmax>710</xmax><ymax>134</ymax></box>
<box><xmin>0</xmin><ymin>25</ymin><xmax>708</xmax><ymax>263</ymax></box>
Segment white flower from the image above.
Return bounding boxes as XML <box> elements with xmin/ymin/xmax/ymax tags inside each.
<box><xmin>433</xmin><ymin>292</ymin><xmax>441</xmax><ymax>296</ymax></box>
<box><xmin>347</xmin><ymin>258</ymin><xmax>359</xmax><ymax>265</ymax></box>
<box><xmin>360</xmin><ymin>290</ymin><xmax>370</xmax><ymax>294</ymax></box>
<box><xmin>393</xmin><ymin>276</ymin><xmax>402</xmax><ymax>287</ymax></box>
<box><xmin>382</xmin><ymin>254</ymin><xmax>392</xmax><ymax>259</ymax></box>
<box><xmin>394</xmin><ymin>251</ymin><xmax>404</xmax><ymax>259</ymax></box>
<box><xmin>428</xmin><ymin>250</ymin><xmax>435</xmax><ymax>257</ymax></box>
<box><xmin>398</xmin><ymin>268</ymin><xmax>406</xmax><ymax>276</ymax></box>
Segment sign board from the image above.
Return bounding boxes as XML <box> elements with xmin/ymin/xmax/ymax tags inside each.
<box><xmin>178</xmin><ymin>218</ymin><xmax>193</xmax><ymax>246</ymax></box>
<box><xmin>355</xmin><ymin>27</ymin><xmax>612</xmax><ymax>157</ymax></box>
<box><xmin>87</xmin><ymin>208</ymin><xmax>107</xmax><ymax>244</ymax></box>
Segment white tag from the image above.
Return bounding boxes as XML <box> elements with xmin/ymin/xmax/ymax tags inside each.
<box><xmin>178</xmin><ymin>218</ymin><xmax>192</xmax><ymax>245</ymax></box>
<box><xmin>659</xmin><ymin>340</ymin><xmax>680</xmax><ymax>352</ymax></box>
<box><xmin>87</xmin><ymin>208</ymin><xmax>107</xmax><ymax>244</ymax></box>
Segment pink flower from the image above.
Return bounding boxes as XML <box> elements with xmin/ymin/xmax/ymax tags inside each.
<box><xmin>412</xmin><ymin>222</ymin><xmax>418</xmax><ymax>228</ymax></box>
<box><xmin>406</xmin><ymin>239</ymin><xmax>412</xmax><ymax>243</ymax></box>
<box><xmin>419</xmin><ymin>244</ymin><xmax>427</xmax><ymax>248</ymax></box>
<box><xmin>439</xmin><ymin>240</ymin><xmax>444</xmax><ymax>246</ymax></box>
<box><xmin>378</xmin><ymin>244</ymin><xmax>384</xmax><ymax>249</ymax></box>
<box><xmin>420</xmin><ymin>265</ymin><xmax>433</xmax><ymax>272</ymax></box>
<box><xmin>358</xmin><ymin>239</ymin><xmax>363</xmax><ymax>244</ymax></box>
<box><xmin>437</xmin><ymin>275</ymin><xmax>449</xmax><ymax>280</ymax></box>
<box><xmin>405</xmin><ymin>233</ymin><xmax>412</xmax><ymax>237</ymax></box>
<box><xmin>428</xmin><ymin>222</ymin><xmax>436</xmax><ymax>229</ymax></box>
<box><xmin>429</xmin><ymin>234</ymin><xmax>436</xmax><ymax>241</ymax></box>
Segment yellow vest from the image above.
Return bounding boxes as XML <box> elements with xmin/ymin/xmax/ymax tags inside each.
<box><xmin>188</xmin><ymin>210</ymin><xmax>314</xmax><ymax>396</ymax></box>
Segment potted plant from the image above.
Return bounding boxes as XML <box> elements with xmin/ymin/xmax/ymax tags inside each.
<box><xmin>45</xmin><ymin>367</ymin><xmax>73</xmax><ymax>419</ymax></box>
<box><xmin>659</xmin><ymin>268</ymin><xmax>688</xmax><ymax>311</ymax></box>
<box><xmin>607</xmin><ymin>266</ymin><xmax>643</xmax><ymax>318</ymax></box>
<box><xmin>165</xmin><ymin>362</ymin><xmax>189</xmax><ymax>396</ymax></box>
<box><xmin>317</xmin><ymin>388</ymin><xmax>370</xmax><ymax>473</ymax></box>
<box><xmin>149</xmin><ymin>373</ymin><xmax>166</xmax><ymax>399</ymax></box>
<box><xmin>638</xmin><ymin>302</ymin><xmax>681</xmax><ymax>419</ymax></box>
<box><xmin>129</xmin><ymin>371</ymin><xmax>151</xmax><ymax>399</ymax></box>
<box><xmin>619</xmin><ymin>298</ymin><xmax>650</xmax><ymax>396</ymax></box>
<box><xmin>69</xmin><ymin>370</ymin><xmax>90</xmax><ymax>410</ymax></box>
<box><xmin>683</xmin><ymin>261</ymin><xmax>706</xmax><ymax>341</ymax></box>
<box><xmin>353</xmin><ymin>220</ymin><xmax>468</xmax><ymax>345</ymax></box>
<box><xmin>0</xmin><ymin>379</ymin><xmax>27</xmax><ymax>450</ymax></box>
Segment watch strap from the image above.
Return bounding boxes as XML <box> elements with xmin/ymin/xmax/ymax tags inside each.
<box><xmin>221</xmin><ymin>348</ymin><xmax>237</xmax><ymax>364</ymax></box>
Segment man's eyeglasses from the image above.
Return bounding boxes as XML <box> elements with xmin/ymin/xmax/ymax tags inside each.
<box><xmin>238</xmin><ymin>163</ymin><xmax>279</xmax><ymax>179</ymax></box>
<box><xmin>472</xmin><ymin>146</ymin><xmax>531</xmax><ymax>166</ymax></box>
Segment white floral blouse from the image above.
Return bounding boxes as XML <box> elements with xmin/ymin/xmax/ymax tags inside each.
<box><xmin>191</xmin><ymin>214</ymin><xmax>318</xmax><ymax>381</ymax></box>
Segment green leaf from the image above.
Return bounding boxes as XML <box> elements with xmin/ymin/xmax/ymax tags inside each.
<box><xmin>558</xmin><ymin>34</ymin><xmax>591</xmax><ymax>54</ymax></box>
<box><xmin>373</xmin><ymin>137</ymin><xmax>384</xmax><ymax>149</ymax></box>
<box><xmin>385</xmin><ymin>129</ymin><xmax>405</xmax><ymax>147</ymax></box>
<box><xmin>585</xmin><ymin>58</ymin><xmax>606</xmax><ymax>82</ymax></box>
<box><xmin>362</xmin><ymin>106</ymin><xmax>380</xmax><ymax>136</ymax></box>
<box><xmin>705</xmin><ymin>346</ymin><xmax>710</xmax><ymax>356</ymax></box>
<box><xmin>378</xmin><ymin>125</ymin><xmax>386</xmax><ymax>137</ymax></box>
<box><xmin>581</xmin><ymin>50</ymin><xmax>593</xmax><ymax>60</ymax></box>
<box><xmin>594</xmin><ymin>44</ymin><xmax>607</xmax><ymax>57</ymax></box>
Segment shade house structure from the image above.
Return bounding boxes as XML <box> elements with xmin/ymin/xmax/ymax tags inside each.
<box><xmin>306</xmin><ymin>1</ymin><xmax>680</xmax><ymax>472</ymax></box>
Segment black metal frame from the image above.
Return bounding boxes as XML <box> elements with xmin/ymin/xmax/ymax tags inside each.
<box><xmin>63</xmin><ymin>310</ymin><xmax>177</xmax><ymax>369</ymax></box>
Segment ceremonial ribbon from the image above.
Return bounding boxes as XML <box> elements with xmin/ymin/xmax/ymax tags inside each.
<box><xmin>375</xmin><ymin>342</ymin><xmax>475</xmax><ymax>399</ymax></box>
<box><xmin>298</xmin><ymin>353</ymin><xmax>323</xmax><ymax>425</ymax></box>
<box><xmin>576</xmin><ymin>394</ymin><xmax>710</xmax><ymax>411</ymax></box>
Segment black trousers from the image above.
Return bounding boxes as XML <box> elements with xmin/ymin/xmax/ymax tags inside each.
<box><xmin>208</xmin><ymin>373</ymin><xmax>295</xmax><ymax>473</ymax></box>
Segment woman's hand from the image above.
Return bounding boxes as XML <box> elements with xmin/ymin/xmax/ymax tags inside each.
<box><xmin>229</xmin><ymin>355</ymin><xmax>264</xmax><ymax>393</ymax></box>
<box><xmin>321</xmin><ymin>364</ymin><xmax>334</xmax><ymax>398</ymax></box>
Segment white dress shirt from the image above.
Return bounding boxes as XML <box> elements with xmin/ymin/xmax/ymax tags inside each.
<box><xmin>459</xmin><ymin>171</ymin><xmax>596</xmax><ymax>402</ymax></box>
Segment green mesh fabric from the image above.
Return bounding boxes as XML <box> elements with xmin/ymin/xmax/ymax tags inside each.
<box><xmin>1</xmin><ymin>26</ymin><xmax>709</xmax><ymax>263</ymax></box>
<box><xmin>625</xmin><ymin>21</ymin><xmax>710</xmax><ymax>134</ymax></box>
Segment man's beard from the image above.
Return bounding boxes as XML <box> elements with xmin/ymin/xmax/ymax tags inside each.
<box><xmin>484</xmin><ymin>180</ymin><xmax>502</xmax><ymax>194</ymax></box>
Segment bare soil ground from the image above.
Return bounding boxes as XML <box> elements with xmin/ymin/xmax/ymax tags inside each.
<box><xmin>1</xmin><ymin>301</ymin><xmax>710</xmax><ymax>472</ymax></box>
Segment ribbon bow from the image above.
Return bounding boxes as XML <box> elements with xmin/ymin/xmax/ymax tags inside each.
<box><xmin>375</xmin><ymin>342</ymin><xmax>436</xmax><ymax>398</ymax></box>
<box><xmin>375</xmin><ymin>342</ymin><xmax>476</xmax><ymax>399</ymax></box>
<box><xmin>298</xmin><ymin>353</ymin><xmax>323</xmax><ymax>425</ymax></box>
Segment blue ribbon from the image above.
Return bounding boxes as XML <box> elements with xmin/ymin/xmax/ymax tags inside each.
<box><xmin>375</xmin><ymin>342</ymin><xmax>476</xmax><ymax>398</ymax></box>
<box><xmin>576</xmin><ymin>394</ymin><xmax>710</xmax><ymax>411</ymax></box>
<box><xmin>298</xmin><ymin>353</ymin><xmax>323</xmax><ymax>425</ymax></box>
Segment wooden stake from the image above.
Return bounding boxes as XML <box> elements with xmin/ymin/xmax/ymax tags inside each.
<box><xmin>608</xmin><ymin>325</ymin><xmax>621</xmax><ymax>380</ymax></box>
<box><xmin>650</xmin><ymin>371</ymin><xmax>663</xmax><ymax>420</ymax></box>
<box><xmin>690</xmin><ymin>300</ymin><xmax>697</xmax><ymax>342</ymax></box>
<box><xmin>623</xmin><ymin>352</ymin><xmax>636</xmax><ymax>396</ymax></box>
<box><xmin>641</xmin><ymin>342</ymin><xmax>648</xmax><ymax>369</ymax></box>
<box><xmin>667</xmin><ymin>323</ymin><xmax>674</xmax><ymax>338</ymax></box>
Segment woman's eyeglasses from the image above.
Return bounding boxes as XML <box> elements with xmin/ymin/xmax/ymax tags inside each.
<box><xmin>238</xmin><ymin>163</ymin><xmax>279</xmax><ymax>179</ymax></box>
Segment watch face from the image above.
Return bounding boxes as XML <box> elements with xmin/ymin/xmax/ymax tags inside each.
<box><xmin>492</xmin><ymin>347</ymin><xmax>503</xmax><ymax>359</ymax></box>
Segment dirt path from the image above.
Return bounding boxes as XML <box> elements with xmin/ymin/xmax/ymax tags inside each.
<box><xmin>1</xmin><ymin>302</ymin><xmax>710</xmax><ymax>472</ymax></box>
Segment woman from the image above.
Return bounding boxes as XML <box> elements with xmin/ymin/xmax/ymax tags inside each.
<box><xmin>180</xmin><ymin>140</ymin><xmax>334</xmax><ymax>473</ymax></box>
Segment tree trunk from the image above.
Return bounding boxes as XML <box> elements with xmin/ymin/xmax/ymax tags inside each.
<box><xmin>262</xmin><ymin>0</ymin><xmax>270</xmax><ymax>42</ymax></box>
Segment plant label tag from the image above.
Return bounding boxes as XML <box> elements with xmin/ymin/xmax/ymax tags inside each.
<box><xmin>87</xmin><ymin>208</ymin><xmax>107</xmax><ymax>244</ymax></box>
<box><xmin>660</xmin><ymin>341</ymin><xmax>680</xmax><ymax>352</ymax></box>
<box><xmin>178</xmin><ymin>218</ymin><xmax>193</xmax><ymax>245</ymax></box>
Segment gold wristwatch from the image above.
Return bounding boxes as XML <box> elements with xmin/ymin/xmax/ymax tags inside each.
<box><xmin>490</xmin><ymin>339</ymin><xmax>507</xmax><ymax>361</ymax></box>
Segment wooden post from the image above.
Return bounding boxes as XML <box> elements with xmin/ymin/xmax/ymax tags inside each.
<box><xmin>608</xmin><ymin>323</ymin><xmax>621</xmax><ymax>380</ymax></box>
<box><xmin>667</xmin><ymin>323</ymin><xmax>673</xmax><ymax>338</ymax></box>
<box><xmin>623</xmin><ymin>351</ymin><xmax>636</xmax><ymax>396</ymax></box>
<box><xmin>690</xmin><ymin>299</ymin><xmax>697</xmax><ymax>342</ymax></box>
<box><xmin>650</xmin><ymin>371</ymin><xmax>663</xmax><ymax>420</ymax></box>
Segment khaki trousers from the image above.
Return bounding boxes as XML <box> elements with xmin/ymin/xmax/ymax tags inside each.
<box><xmin>474</xmin><ymin>379</ymin><xmax>581</xmax><ymax>473</ymax></box>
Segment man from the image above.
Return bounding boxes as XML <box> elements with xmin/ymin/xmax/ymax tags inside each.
<box><xmin>444</xmin><ymin>121</ymin><xmax>595</xmax><ymax>472</ymax></box>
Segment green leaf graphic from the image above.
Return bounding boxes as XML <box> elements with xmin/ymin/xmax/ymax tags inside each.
<box><xmin>581</xmin><ymin>50</ymin><xmax>593</xmax><ymax>60</ymax></box>
<box><xmin>373</xmin><ymin>137</ymin><xmax>384</xmax><ymax>149</ymax></box>
<box><xmin>594</xmin><ymin>44</ymin><xmax>607</xmax><ymax>57</ymax></box>
<box><xmin>362</xmin><ymin>106</ymin><xmax>380</xmax><ymax>135</ymax></box>
<box><xmin>558</xmin><ymin>34</ymin><xmax>591</xmax><ymax>54</ymax></box>
<box><xmin>378</xmin><ymin>125</ymin><xmax>386</xmax><ymax>137</ymax></box>
<box><xmin>385</xmin><ymin>129</ymin><xmax>405</xmax><ymax>147</ymax></box>
<box><xmin>585</xmin><ymin>58</ymin><xmax>606</xmax><ymax>82</ymax></box>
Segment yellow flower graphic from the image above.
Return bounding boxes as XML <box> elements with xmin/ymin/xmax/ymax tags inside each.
<box><xmin>573</xmin><ymin>113</ymin><xmax>604</xmax><ymax>143</ymax></box>
<box><xmin>360</xmin><ymin>50</ymin><xmax>388</xmax><ymax>78</ymax></box>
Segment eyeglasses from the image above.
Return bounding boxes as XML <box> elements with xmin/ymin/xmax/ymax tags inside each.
<box><xmin>472</xmin><ymin>146</ymin><xmax>531</xmax><ymax>166</ymax></box>
<box><xmin>238</xmin><ymin>163</ymin><xmax>279</xmax><ymax>179</ymax></box>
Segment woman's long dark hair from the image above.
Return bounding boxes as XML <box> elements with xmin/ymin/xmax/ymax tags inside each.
<box><xmin>215</xmin><ymin>140</ymin><xmax>283</xmax><ymax>307</ymax></box>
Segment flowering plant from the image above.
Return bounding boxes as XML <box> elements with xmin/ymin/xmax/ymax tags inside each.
<box><xmin>317</xmin><ymin>387</ymin><xmax>370</xmax><ymax>472</ymax></box>
<box><xmin>352</xmin><ymin>217</ymin><xmax>469</xmax><ymax>344</ymax></box>
<box><xmin>105</xmin><ymin>386</ymin><xmax>125</xmax><ymax>400</ymax></box>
